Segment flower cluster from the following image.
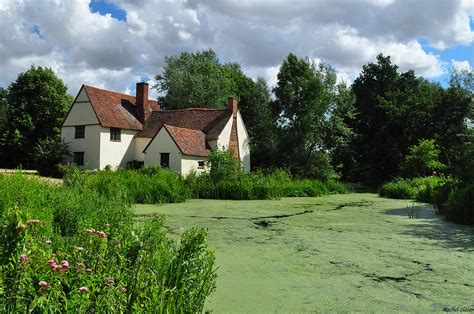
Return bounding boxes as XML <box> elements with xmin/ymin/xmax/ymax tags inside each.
<box><xmin>85</xmin><ymin>228</ymin><xmax>107</xmax><ymax>239</ymax></box>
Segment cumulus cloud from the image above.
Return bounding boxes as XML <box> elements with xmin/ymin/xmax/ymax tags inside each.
<box><xmin>451</xmin><ymin>59</ymin><xmax>473</xmax><ymax>72</ymax></box>
<box><xmin>0</xmin><ymin>0</ymin><xmax>472</xmax><ymax>97</ymax></box>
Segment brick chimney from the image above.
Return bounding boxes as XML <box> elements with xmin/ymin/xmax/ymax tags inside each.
<box><xmin>228</xmin><ymin>97</ymin><xmax>238</xmax><ymax>117</ymax></box>
<box><xmin>227</xmin><ymin>97</ymin><xmax>240</xmax><ymax>158</ymax></box>
<box><xmin>136</xmin><ymin>82</ymin><xmax>149</xmax><ymax>123</ymax></box>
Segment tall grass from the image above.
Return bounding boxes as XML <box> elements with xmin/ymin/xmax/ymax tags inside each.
<box><xmin>0</xmin><ymin>174</ymin><xmax>216</xmax><ymax>311</ymax></box>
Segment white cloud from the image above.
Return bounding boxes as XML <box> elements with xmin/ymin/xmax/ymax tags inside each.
<box><xmin>0</xmin><ymin>0</ymin><xmax>472</xmax><ymax>97</ymax></box>
<box><xmin>451</xmin><ymin>59</ymin><xmax>473</xmax><ymax>72</ymax></box>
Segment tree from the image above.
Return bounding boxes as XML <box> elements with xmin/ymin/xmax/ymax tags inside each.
<box><xmin>401</xmin><ymin>139</ymin><xmax>445</xmax><ymax>178</ymax></box>
<box><xmin>33</xmin><ymin>137</ymin><xmax>71</xmax><ymax>177</ymax></box>
<box><xmin>155</xmin><ymin>50</ymin><xmax>238</xmax><ymax>109</ymax></box>
<box><xmin>272</xmin><ymin>53</ymin><xmax>338</xmax><ymax>180</ymax></box>
<box><xmin>1</xmin><ymin>66</ymin><xmax>73</xmax><ymax>162</ymax></box>
<box><xmin>0</xmin><ymin>87</ymin><xmax>7</xmax><ymax>137</ymax></box>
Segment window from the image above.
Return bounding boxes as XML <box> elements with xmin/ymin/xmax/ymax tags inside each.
<box><xmin>110</xmin><ymin>128</ymin><xmax>121</xmax><ymax>141</ymax></box>
<box><xmin>75</xmin><ymin>125</ymin><xmax>85</xmax><ymax>138</ymax></box>
<box><xmin>198</xmin><ymin>161</ymin><xmax>205</xmax><ymax>169</ymax></box>
<box><xmin>160</xmin><ymin>153</ymin><xmax>170</xmax><ymax>168</ymax></box>
<box><xmin>73</xmin><ymin>152</ymin><xmax>84</xmax><ymax>166</ymax></box>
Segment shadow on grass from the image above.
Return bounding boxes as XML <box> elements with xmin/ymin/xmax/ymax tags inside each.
<box><xmin>385</xmin><ymin>206</ymin><xmax>474</xmax><ymax>252</ymax></box>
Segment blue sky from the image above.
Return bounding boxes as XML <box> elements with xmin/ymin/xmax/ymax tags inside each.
<box><xmin>0</xmin><ymin>0</ymin><xmax>472</xmax><ymax>96</ymax></box>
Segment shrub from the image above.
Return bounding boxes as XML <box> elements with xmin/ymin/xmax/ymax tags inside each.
<box><xmin>401</xmin><ymin>139</ymin><xmax>445</xmax><ymax>178</ymax></box>
<box><xmin>0</xmin><ymin>174</ymin><xmax>216</xmax><ymax>311</ymax></box>
<box><xmin>443</xmin><ymin>184</ymin><xmax>474</xmax><ymax>225</ymax></box>
<box><xmin>378</xmin><ymin>176</ymin><xmax>452</xmax><ymax>200</ymax></box>
<box><xmin>378</xmin><ymin>179</ymin><xmax>417</xmax><ymax>199</ymax></box>
<box><xmin>33</xmin><ymin>137</ymin><xmax>70</xmax><ymax>178</ymax></box>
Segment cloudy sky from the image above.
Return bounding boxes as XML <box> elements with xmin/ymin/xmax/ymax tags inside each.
<box><xmin>0</xmin><ymin>0</ymin><xmax>473</xmax><ymax>98</ymax></box>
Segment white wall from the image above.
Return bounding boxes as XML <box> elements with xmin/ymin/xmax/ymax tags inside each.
<box><xmin>63</xmin><ymin>89</ymin><xmax>98</xmax><ymax>126</ymax></box>
<box><xmin>134</xmin><ymin>138</ymin><xmax>151</xmax><ymax>161</ymax></box>
<box><xmin>181</xmin><ymin>155</ymin><xmax>207</xmax><ymax>176</ymax></box>
<box><xmin>217</xmin><ymin>116</ymin><xmax>233</xmax><ymax>150</ymax></box>
<box><xmin>144</xmin><ymin>128</ymin><xmax>181</xmax><ymax>173</ymax></box>
<box><xmin>99</xmin><ymin>128</ymin><xmax>137</xmax><ymax>169</ymax></box>
<box><xmin>237</xmin><ymin>111</ymin><xmax>251</xmax><ymax>172</ymax></box>
<box><xmin>61</xmin><ymin>125</ymin><xmax>101</xmax><ymax>169</ymax></box>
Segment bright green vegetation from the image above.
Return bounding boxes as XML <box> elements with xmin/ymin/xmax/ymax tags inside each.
<box><xmin>135</xmin><ymin>194</ymin><xmax>474</xmax><ymax>312</ymax></box>
<box><xmin>63</xmin><ymin>165</ymin><xmax>347</xmax><ymax>203</ymax></box>
<box><xmin>0</xmin><ymin>174</ymin><xmax>215</xmax><ymax>312</ymax></box>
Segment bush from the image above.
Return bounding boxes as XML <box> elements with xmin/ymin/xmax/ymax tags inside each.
<box><xmin>378</xmin><ymin>176</ymin><xmax>452</xmax><ymax>200</ymax></box>
<box><xmin>34</xmin><ymin>137</ymin><xmax>70</xmax><ymax>178</ymax></box>
<box><xmin>0</xmin><ymin>174</ymin><xmax>216</xmax><ymax>312</ymax></box>
<box><xmin>401</xmin><ymin>139</ymin><xmax>445</xmax><ymax>178</ymax></box>
<box><xmin>443</xmin><ymin>184</ymin><xmax>474</xmax><ymax>225</ymax></box>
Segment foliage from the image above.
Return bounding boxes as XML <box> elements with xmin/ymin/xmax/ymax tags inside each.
<box><xmin>205</xmin><ymin>149</ymin><xmax>242</xmax><ymax>182</ymax></box>
<box><xmin>441</xmin><ymin>184</ymin><xmax>474</xmax><ymax>225</ymax></box>
<box><xmin>0</xmin><ymin>66</ymin><xmax>72</xmax><ymax>161</ymax></box>
<box><xmin>271</xmin><ymin>53</ymin><xmax>341</xmax><ymax>180</ymax></box>
<box><xmin>0</xmin><ymin>174</ymin><xmax>216</xmax><ymax>311</ymax></box>
<box><xmin>63</xmin><ymin>166</ymin><xmax>190</xmax><ymax>205</ymax></box>
<box><xmin>33</xmin><ymin>137</ymin><xmax>70</xmax><ymax>178</ymax></box>
<box><xmin>155</xmin><ymin>49</ymin><xmax>240</xmax><ymax>109</ymax></box>
<box><xmin>401</xmin><ymin>139</ymin><xmax>445</xmax><ymax>178</ymax></box>
<box><xmin>378</xmin><ymin>176</ymin><xmax>452</xmax><ymax>200</ymax></box>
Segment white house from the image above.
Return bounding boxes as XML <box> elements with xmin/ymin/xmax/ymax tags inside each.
<box><xmin>61</xmin><ymin>82</ymin><xmax>251</xmax><ymax>175</ymax></box>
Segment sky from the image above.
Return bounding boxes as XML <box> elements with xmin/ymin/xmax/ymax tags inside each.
<box><xmin>0</xmin><ymin>0</ymin><xmax>473</xmax><ymax>99</ymax></box>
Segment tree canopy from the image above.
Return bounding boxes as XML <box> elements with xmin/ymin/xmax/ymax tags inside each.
<box><xmin>1</xmin><ymin>66</ymin><xmax>72</xmax><ymax>160</ymax></box>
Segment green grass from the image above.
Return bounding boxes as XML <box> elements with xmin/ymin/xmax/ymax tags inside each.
<box><xmin>134</xmin><ymin>194</ymin><xmax>474</xmax><ymax>312</ymax></box>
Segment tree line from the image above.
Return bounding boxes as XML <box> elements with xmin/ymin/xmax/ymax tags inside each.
<box><xmin>0</xmin><ymin>51</ymin><xmax>472</xmax><ymax>185</ymax></box>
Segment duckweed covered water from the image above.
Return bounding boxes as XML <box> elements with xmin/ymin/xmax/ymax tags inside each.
<box><xmin>135</xmin><ymin>193</ymin><xmax>474</xmax><ymax>312</ymax></box>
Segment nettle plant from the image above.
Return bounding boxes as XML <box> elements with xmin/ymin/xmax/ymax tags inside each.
<box><xmin>1</xmin><ymin>205</ymin><xmax>216</xmax><ymax>312</ymax></box>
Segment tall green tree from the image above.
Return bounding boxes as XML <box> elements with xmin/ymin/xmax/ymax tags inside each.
<box><xmin>0</xmin><ymin>87</ymin><xmax>7</xmax><ymax>136</ymax></box>
<box><xmin>155</xmin><ymin>49</ymin><xmax>238</xmax><ymax>109</ymax></box>
<box><xmin>272</xmin><ymin>53</ymin><xmax>338</xmax><ymax>180</ymax></box>
<box><xmin>1</xmin><ymin>66</ymin><xmax>72</xmax><ymax>161</ymax></box>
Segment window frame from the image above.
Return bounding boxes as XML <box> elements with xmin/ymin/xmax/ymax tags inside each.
<box><xmin>160</xmin><ymin>153</ymin><xmax>170</xmax><ymax>168</ymax></box>
<box><xmin>110</xmin><ymin>128</ymin><xmax>121</xmax><ymax>142</ymax></box>
<box><xmin>198</xmin><ymin>161</ymin><xmax>205</xmax><ymax>169</ymax></box>
<box><xmin>73</xmin><ymin>152</ymin><xmax>84</xmax><ymax>166</ymax></box>
<box><xmin>74</xmin><ymin>125</ymin><xmax>85</xmax><ymax>139</ymax></box>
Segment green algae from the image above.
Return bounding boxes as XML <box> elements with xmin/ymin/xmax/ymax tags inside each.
<box><xmin>134</xmin><ymin>194</ymin><xmax>474</xmax><ymax>312</ymax></box>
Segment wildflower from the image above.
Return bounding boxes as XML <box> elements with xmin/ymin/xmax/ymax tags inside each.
<box><xmin>76</xmin><ymin>246</ymin><xmax>84</xmax><ymax>251</ymax></box>
<box><xmin>86</xmin><ymin>228</ymin><xmax>96</xmax><ymax>235</ymax></box>
<box><xmin>50</xmin><ymin>263</ymin><xmax>62</xmax><ymax>272</ymax></box>
<box><xmin>45</xmin><ymin>240</ymin><xmax>52</xmax><ymax>246</ymax></box>
<box><xmin>105</xmin><ymin>277</ymin><xmax>115</xmax><ymax>286</ymax></box>
<box><xmin>97</xmin><ymin>231</ymin><xmax>107</xmax><ymax>239</ymax></box>
<box><xmin>19</xmin><ymin>255</ymin><xmax>29</xmax><ymax>263</ymax></box>
<box><xmin>85</xmin><ymin>268</ymin><xmax>93</xmax><ymax>274</ymax></box>
<box><xmin>120</xmin><ymin>287</ymin><xmax>127</xmax><ymax>293</ymax></box>
<box><xmin>17</xmin><ymin>224</ymin><xmax>26</xmax><ymax>232</ymax></box>
<box><xmin>105</xmin><ymin>223</ymin><xmax>110</xmax><ymax>228</ymax></box>
<box><xmin>78</xmin><ymin>287</ymin><xmax>89</xmax><ymax>293</ymax></box>
<box><xmin>27</xmin><ymin>219</ymin><xmax>40</xmax><ymax>225</ymax></box>
<box><xmin>38</xmin><ymin>281</ymin><xmax>51</xmax><ymax>288</ymax></box>
<box><xmin>51</xmin><ymin>253</ymin><xmax>56</xmax><ymax>259</ymax></box>
<box><xmin>47</xmin><ymin>259</ymin><xmax>55</xmax><ymax>265</ymax></box>
<box><xmin>75</xmin><ymin>262</ymin><xmax>85</xmax><ymax>269</ymax></box>
<box><xmin>61</xmin><ymin>260</ymin><xmax>70</xmax><ymax>270</ymax></box>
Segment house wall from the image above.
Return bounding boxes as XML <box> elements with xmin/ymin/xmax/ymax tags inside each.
<box><xmin>237</xmin><ymin>111</ymin><xmax>251</xmax><ymax>172</ymax></box>
<box><xmin>61</xmin><ymin>125</ymin><xmax>101</xmax><ymax>169</ymax></box>
<box><xmin>144</xmin><ymin>128</ymin><xmax>181</xmax><ymax>173</ymax></box>
<box><xmin>63</xmin><ymin>89</ymin><xmax>98</xmax><ymax>126</ymax></box>
<box><xmin>181</xmin><ymin>155</ymin><xmax>206</xmax><ymax>176</ymax></box>
<box><xmin>217</xmin><ymin>116</ymin><xmax>233</xmax><ymax>150</ymax></box>
<box><xmin>134</xmin><ymin>137</ymin><xmax>151</xmax><ymax>161</ymax></box>
<box><xmin>99</xmin><ymin>128</ymin><xmax>137</xmax><ymax>169</ymax></box>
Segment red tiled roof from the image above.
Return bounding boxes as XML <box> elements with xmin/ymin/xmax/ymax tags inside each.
<box><xmin>136</xmin><ymin>108</ymin><xmax>231</xmax><ymax>138</ymax></box>
<box><xmin>163</xmin><ymin>124</ymin><xmax>209</xmax><ymax>157</ymax></box>
<box><xmin>83</xmin><ymin>85</ymin><xmax>159</xmax><ymax>130</ymax></box>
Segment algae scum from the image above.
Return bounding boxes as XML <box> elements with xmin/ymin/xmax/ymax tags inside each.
<box><xmin>135</xmin><ymin>194</ymin><xmax>474</xmax><ymax>312</ymax></box>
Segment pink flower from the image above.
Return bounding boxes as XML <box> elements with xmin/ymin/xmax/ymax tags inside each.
<box><xmin>97</xmin><ymin>231</ymin><xmax>107</xmax><ymax>239</ymax></box>
<box><xmin>85</xmin><ymin>268</ymin><xmax>93</xmax><ymax>274</ymax></box>
<box><xmin>78</xmin><ymin>287</ymin><xmax>89</xmax><ymax>293</ymax></box>
<box><xmin>47</xmin><ymin>259</ymin><xmax>55</xmax><ymax>265</ymax></box>
<box><xmin>120</xmin><ymin>287</ymin><xmax>127</xmax><ymax>293</ymax></box>
<box><xmin>61</xmin><ymin>260</ymin><xmax>69</xmax><ymax>270</ymax></box>
<box><xmin>27</xmin><ymin>219</ymin><xmax>40</xmax><ymax>225</ymax></box>
<box><xmin>50</xmin><ymin>263</ymin><xmax>62</xmax><ymax>272</ymax></box>
<box><xmin>105</xmin><ymin>223</ymin><xmax>110</xmax><ymax>228</ymax></box>
<box><xmin>38</xmin><ymin>281</ymin><xmax>51</xmax><ymax>288</ymax></box>
<box><xmin>105</xmin><ymin>277</ymin><xmax>115</xmax><ymax>286</ymax></box>
<box><xmin>19</xmin><ymin>255</ymin><xmax>29</xmax><ymax>263</ymax></box>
